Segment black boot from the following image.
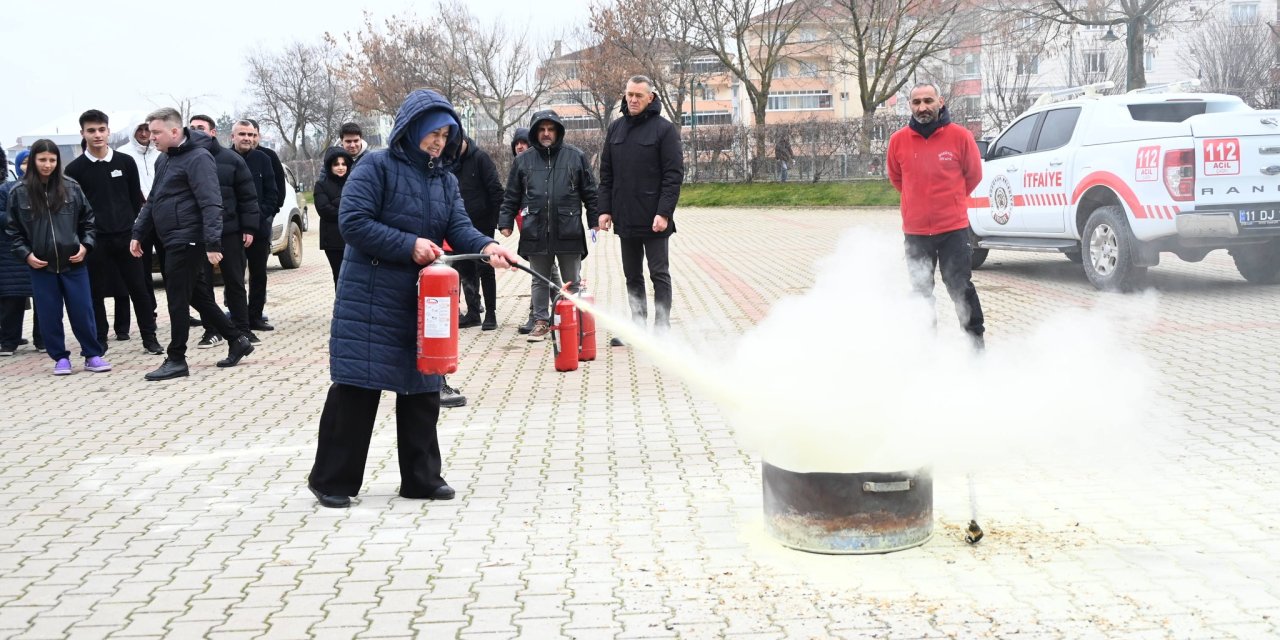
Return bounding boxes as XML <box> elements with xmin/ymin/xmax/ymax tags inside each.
<box><xmin>217</xmin><ymin>335</ymin><xmax>255</xmax><ymax>367</ymax></box>
<box><xmin>481</xmin><ymin>312</ymin><xmax>497</xmax><ymax>331</ymax></box>
<box><xmin>458</xmin><ymin>312</ymin><xmax>481</xmax><ymax>329</ymax></box>
<box><xmin>145</xmin><ymin>358</ymin><xmax>189</xmax><ymax>381</ymax></box>
<box><xmin>518</xmin><ymin>316</ymin><xmax>536</xmax><ymax>335</ymax></box>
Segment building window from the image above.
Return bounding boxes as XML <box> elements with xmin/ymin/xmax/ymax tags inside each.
<box><xmin>960</xmin><ymin>53</ymin><xmax>980</xmax><ymax>78</ymax></box>
<box><xmin>1230</xmin><ymin>2</ymin><xmax>1259</xmax><ymax>24</ymax></box>
<box><xmin>1084</xmin><ymin>51</ymin><xmax>1107</xmax><ymax>74</ymax></box>
<box><xmin>797</xmin><ymin>61</ymin><xmax>820</xmax><ymax>77</ymax></box>
<box><xmin>683</xmin><ymin>111</ymin><xmax>733</xmax><ymax>126</ymax></box>
<box><xmin>775</xmin><ymin>61</ymin><xmax>792</xmax><ymax>78</ymax></box>
<box><xmin>793</xmin><ymin>27</ymin><xmax>819</xmax><ymax>43</ymax></box>
<box><xmin>767</xmin><ymin>90</ymin><xmax>834</xmax><ymax>111</ymax></box>
<box><xmin>1144</xmin><ymin>49</ymin><xmax>1155</xmax><ymax>72</ymax></box>
<box><xmin>1016</xmin><ymin>53</ymin><xmax>1039</xmax><ymax>76</ymax></box>
<box><xmin>954</xmin><ymin>96</ymin><xmax>982</xmax><ymax>119</ymax></box>
<box><xmin>701</xmin><ymin>84</ymin><xmax>716</xmax><ymax>100</ymax></box>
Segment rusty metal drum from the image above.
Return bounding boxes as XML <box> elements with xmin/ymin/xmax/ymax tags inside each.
<box><xmin>762</xmin><ymin>462</ymin><xmax>933</xmax><ymax>554</ymax></box>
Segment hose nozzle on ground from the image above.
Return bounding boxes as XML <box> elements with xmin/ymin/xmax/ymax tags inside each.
<box><xmin>965</xmin><ymin>520</ymin><xmax>984</xmax><ymax>544</ymax></box>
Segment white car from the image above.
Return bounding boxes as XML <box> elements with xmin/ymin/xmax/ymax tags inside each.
<box><xmin>268</xmin><ymin>163</ymin><xmax>308</xmax><ymax>269</ymax></box>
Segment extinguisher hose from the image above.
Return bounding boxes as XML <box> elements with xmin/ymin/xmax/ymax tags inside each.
<box><xmin>436</xmin><ymin>253</ymin><xmax>572</xmax><ymax>300</ymax></box>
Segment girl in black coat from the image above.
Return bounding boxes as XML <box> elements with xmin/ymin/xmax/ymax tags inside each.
<box><xmin>314</xmin><ymin>147</ymin><xmax>354</xmax><ymax>285</ymax></box>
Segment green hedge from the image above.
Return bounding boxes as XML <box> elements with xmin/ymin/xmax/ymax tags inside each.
<box><xmin>677</xmin><ymin>181</ymin><xmax>899</xmax><ymax>207</ymax></box>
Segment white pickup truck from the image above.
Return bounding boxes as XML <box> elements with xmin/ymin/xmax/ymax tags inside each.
<box><xmin>968</xmin><ymin>82</ymin><xmax>1280</xmax><ymax>291</ymax></box>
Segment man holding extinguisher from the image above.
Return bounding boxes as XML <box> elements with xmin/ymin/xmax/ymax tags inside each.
<box><xmin>308</xmin><ymin>89</ymin><xmax>520</xmax><ymax>509</ymax></box>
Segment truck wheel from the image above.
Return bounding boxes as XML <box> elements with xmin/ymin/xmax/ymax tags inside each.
<box><xmin>278</xmin><ymin>220</ymin><xmax>303</xmax><ymax>269</ymax></box>
<box><xmin>1082</xmin><ymin>205</ymin><xmax>1146</xmax><ymax>291</ymax></box>
<box><xmin>969</xmin><ymin>228</ymin><xmax>989</xmax><ymax>270</ymax></box>
<box><xmin>1231</xmin><ymin>240</ymin><xmax>1280</xmax><ymax>284</ymax></box>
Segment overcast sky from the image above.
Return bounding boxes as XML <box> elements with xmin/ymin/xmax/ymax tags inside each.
<box><xmin>0</xmin><ymin>0</ymin><xmax>594</xmax><ymax>147</ymax></box>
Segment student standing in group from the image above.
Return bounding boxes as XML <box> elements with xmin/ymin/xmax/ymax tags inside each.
<box><xmin>5</xmin><ymin>139</ymin><xmax>111</xmax><ymax>375</ymax></box>
<box><xmin>313</xmin><ymin>146</ymin><xmax>353</xmax><ymax>285</ymax></box>
<box><xmin>0</xmin><ymin>149</ymin><xmax>42</xmax><ymax>356</ymax></box>
<box><xmin>64</xmin><ymin>109</ymin><xmax>163</xmax><ymax>356</ymax></box>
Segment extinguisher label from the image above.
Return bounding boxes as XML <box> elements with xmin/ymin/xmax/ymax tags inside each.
<box><xmin>422</xmin><ymin>297</ymin><xmax>452</xmax><ymax>338</ymax></box>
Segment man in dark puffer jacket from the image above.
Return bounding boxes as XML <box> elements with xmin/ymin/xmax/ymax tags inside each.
<box><xmin>130</xmin><ymin>107</ymin><xmax>254</xmax><ymax>380</ymax></box>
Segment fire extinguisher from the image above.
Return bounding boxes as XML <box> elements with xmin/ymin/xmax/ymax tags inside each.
<box><xmin>577</xmin><ymin>283</ymin><xmax>596</xmax><ymax>362</ymax></box>
<box><xmin>551</xmin><ymin>296</ymin><xmax>580</xmax><ymax>372</ymax></box>
<box><xmin>417</xmin><ymin>261</ymin><xmax>459</xmax><ymax>375</ymax></box>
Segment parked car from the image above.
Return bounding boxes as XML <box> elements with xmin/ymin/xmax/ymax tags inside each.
<box><xmin>269</xmin><ymin>164</ymin><xmax>308</xmax><ymax>269</ymax></box>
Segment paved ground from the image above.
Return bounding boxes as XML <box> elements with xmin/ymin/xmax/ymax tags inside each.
<box><xmin>1</xmin><ymin>207</ymin><xmax>1278</xmax><ymax>639</ymax></box>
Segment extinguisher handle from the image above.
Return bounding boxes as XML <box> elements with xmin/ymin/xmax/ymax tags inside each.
<box><xmin>434</xmin><ymin>253</ymin><xmax>489</xmax><ymax>265</ymax></box>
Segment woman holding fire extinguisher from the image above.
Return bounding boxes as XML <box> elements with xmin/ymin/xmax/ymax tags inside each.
<box><xmin>308</xmin><ymin>89</ymin><xmax>520</xmax><ymax>509</ymax></box>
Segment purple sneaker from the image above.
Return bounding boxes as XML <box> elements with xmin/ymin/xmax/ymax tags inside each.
<box><xmin>85</xmin><ymin>356</ymin><xmax>112</xmax><ymax>373</ymax></box>
<box><xmin>53</xmin><ymin>358</ymin><xmax>72</xmax><ymax>375</ymax></box>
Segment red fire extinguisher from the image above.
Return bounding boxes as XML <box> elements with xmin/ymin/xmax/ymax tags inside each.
<box><xmin>551</xmin><ymin>296</ymin><xmax>580</xmax><ymax>372</ymax></box>
<box><xmin>417</xmin><ymin>262</ymin><xmax>459</xmax><ymax>375</ymax></box>
<box><xmin>577</xmin><ymin>284</ymin><xmax>596</xmax><ymax>362</ymax></box>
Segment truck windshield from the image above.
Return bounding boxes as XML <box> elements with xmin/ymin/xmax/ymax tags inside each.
<box><xmin>1127</xmin><ymin>102</ymin><xmax>1208</xmax><ymax>122</ymax></box>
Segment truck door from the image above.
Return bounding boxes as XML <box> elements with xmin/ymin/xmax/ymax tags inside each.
<box><xmin>1019</xmin><ymin>107</ymin><xmax>1080</xmax><ymax>234</ymax></box>
<box><xmin>1190</xmin><ymin>111</ymin><xmax>1280</xmax><ymax>234</ymax></box>
<box><xmin>973</xmin><ymin>112</ymin><xmax>1042</xmax><ymax>234</ymax></box>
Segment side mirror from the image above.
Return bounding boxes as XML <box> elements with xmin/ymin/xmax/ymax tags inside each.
<box><xmin>975</xmin><ymin>139</ymin><xmax>990</xmax><ymax>159</ymax></box>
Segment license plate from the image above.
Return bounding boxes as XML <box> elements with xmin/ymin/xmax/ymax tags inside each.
<box><xmin>1238</xmin><ymin>206</ymin><xmax>1280</xmax><ymax>229</ymax></box>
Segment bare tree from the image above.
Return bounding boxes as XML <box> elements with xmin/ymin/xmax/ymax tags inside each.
<box><xmin>823</xmin><ymin>0</ymin><xmax>962</xmax><ymax>169</ymax></box>
<box><xmin>1011</xmin><ymin>0</ymin><xmax>1206</xmax><ymax>90</ymax></box>
<box><xmin>1181</xmin><ymin>15</ymin><xmax>1276</xmax><ymax>107</ymax></box>
<box><xmin>688</xmin><ymin>0</ymin><xmax>814</xmax><ymax>180</ymax></box>
<box><xmin>591</xmin><ymin>0</ymin><xmax>713</xmax><ymax>128</ymax></box>
<box><xmin>245</xmin><ymin>40</ymin><xmax>356</xmax><ymax>161</ymax></box>
<box><xmin>327</xmin><ymin>11</ymin><xmax>467</xmax><ymax>118</ymax></box>
<box><xmin>542</xmin><ymin>31</ymin><xmax>627</xmax><ymax>133</ymax></box>
<box><xmin>444</xmin><ymin>0</ymin><xmax>550</xmax><ymax>148</ymax></box>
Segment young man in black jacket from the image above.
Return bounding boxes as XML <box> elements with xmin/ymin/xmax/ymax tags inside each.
<box><xmin>189</xmin><ymin>115</ymin><xmax>264</xmax><ymax>347</ymax></box>
<box><xmin>598</xmin><ymin>75</ymin><xmax>684</xmax><ymax>344</ymax></box>
<box><xmin>234</xmin><ymin>120</ymin><xmax>281</xmax><ymax>332</ymax></box>
<box><xmin>451</xmin><ymin>136</ymin><xmax>503</xmax><ymax>330</ymax></box>
<box><xmin>129</xmin><ymin>107</ymin><xmax>254</xmax><ymax>380</ymax></box>
<box><xmin>64</xmin><ymin>109</ymin><xmax>163</xmax><ymax>355</ymax></box>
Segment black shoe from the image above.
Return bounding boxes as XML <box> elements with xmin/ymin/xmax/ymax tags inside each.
<box><xmin>517</xmin><ymin>317</ymin><xmax>535</xmax><ymax>335</ymax></box>
<box><xmin>17</xmin><ymin>338</ymin><xmax>28</xmax><ymax>346</ymax></box>
<box><xmin>115</xmin><ymin>332</ymin><xmax>131</xmax><ymax>341</ymax></box>
<box><xmin>610</xmin><ymin>337</ymin><xmax>625</xmax><ymax>347</ymax></box>
<box><xmin>142</xmin><ymin>335</ymin><xmax>164</xmax><ymax>355</ymax></box>
<box><xmin>440</xmin><ymin>384</ymin><xmax>467</xmax><ymax>408</ymax></box>
<box><xmin>481</xmin><ymin>315</ymin><xmax>497</xmax><ymax>331</ymax></box>
<box><xmin>458</xmin><ymin>313</ymin><xmax>481</xmax><ymax>329</ymax></box>
<box><xmin>188</xmin><ymin>315</ymin><xmax>202</xmax><ymax>326</ymax></box>
<box><xmin>250</xmin><ymin>319</ymin><xmax>274</xmax><ymax>331</ymax></box>
<box><xmin>217</xmin><ymin>336</ymin><xmax>255</xmax><ymax>367</ymax></box>
<box><xmin>245</xmin><ymin>331</ymin><xmax>261</xmax><ymax>345</ymax></box>
<box><xmin>430</xmin><ymin>485</ymin><xmax>456</xmax><ymax>500</ymax></box>
<box><xmin>197</xmin><ymin>331</ymin><xmax>224</xmax><ymax>349</ymax></box>
<box><xmin>145</xmin><ymin>359</ymin><xmax>189</xmax><ymax>381</ymax></box>
<box><xmin>308</xmin><ymin>485</ymin><xmax>351</xmax><ymax>509</ymax></box>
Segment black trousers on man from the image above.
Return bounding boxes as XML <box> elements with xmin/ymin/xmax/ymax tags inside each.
<box><xmin>619</xmin><ymin>236</ymin><xmax>672</xmax><ymax>329</ymax></box>
<box><xmin>199</xmin><ymin>236</ymin><xmax>248</xmax><ymax>333</ymax></box>
<box><xmin>246</xmin><ymin>225</ymin><xmax>271</xmax><ymax>323</ymax></box>
<box><xmin>163</xmin><ymin>243</ymin><xmax>243</xmax><ymax>360</ymax></box>
<box><xmin>89</xmin><ymin>233</ymin><xmax>157</xmax><ymax>343</ymax></box>
<box><xmin>309</xmin><ymin>383</ymin><xmax>445</xmax><ymax>498</ymax></box>
<box><xmin>455</xmin><ymin>232</ymin><xmax>496</xmax><ymax>319</ymax></box>
<box><xmin>904</xmin><ymin>228</ymin><xmax>985</xmax><ymax>338</ymax></box>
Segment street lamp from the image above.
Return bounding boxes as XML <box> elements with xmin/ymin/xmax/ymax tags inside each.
<box><xmin>1100</xmin><ymin>27</ymin><xmax>1120</xmax><ymax>42</ymax></box>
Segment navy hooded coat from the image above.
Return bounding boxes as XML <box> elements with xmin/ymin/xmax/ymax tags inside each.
<box><xmin>329</xmin><ymin>90</ymin><xmax>495</xmax><ymax>395</ymax></box>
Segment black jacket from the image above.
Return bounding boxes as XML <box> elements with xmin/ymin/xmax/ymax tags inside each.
<box><xmin>6</xmin><ymin>178</ymin><xmax>96</xmax><ymax>274</ymax></box>
<box><xmin>314</xmin><ymin>146</ymin><xmax>352</xmax><ymax>251</ymax></box>
<box><xmin>452</xmin><ymin>137</ymin><xmax>503</xmax><ymax>234</ymax></box>
<box><xmin>234</xmin><ymin>147</ymin><xmax>278</xmax><ymax>228</ymax></box>
<box><xmin>132</xmin><ymin>128</ymin><xmax>225</xmax><ymax>251</ymax></box>
<box><xmin>599</xmin><ymin>97</ymin><xmax>683</xmax><ymax>238</ymax></box>
<box><xmin>205</xmin><ymin>138</ymin><xmax>262</xmax><ymax>237</ymax></box>
<box><xmin>497</xmin><ymin>110</ymin><xmax>599</xmax><ymax>257</ymax></box>
<box><xmin>256</xmin><ymin>145</ymin><xmax>287</xmax><ymax>211</ymax></box>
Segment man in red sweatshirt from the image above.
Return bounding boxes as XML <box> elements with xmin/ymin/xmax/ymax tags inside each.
<box><xmin>887</xmin><ymin>82</ymin><xmax>985</xmax><ymax>349</ymax></box>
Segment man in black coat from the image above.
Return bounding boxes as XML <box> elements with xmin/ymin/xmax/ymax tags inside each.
<box><xmin>130</xmin><ymin>107</ymin><xmax>254</xmax><ymax>380</ymax></box>
<box><xmin>64</xmin><ymin>109</ymin><xmax>163</xmax><ymax>355</ymax></box>
<box><xmin>189</xmin><ymin>115</ymin><xmax>264</xmax><ymax>346</ymax></box>
<box><xmin>234</xmin><ymin>120</ymin><xmax>281</xmax><ymax>332</ymax></box>
<box><xmin>497</xmin><ymin>110</ymin><xmax>600</xmax><ymax>342</ymax></box>
<box><xmin>451</xmin><ymin>136</ymin><xmax>503</xmax><ymax>331</ymax></box>
<box><xmin>598</xmin><ymin>75</ymin><xmax>684</xmax><ymax>344</ymax></box>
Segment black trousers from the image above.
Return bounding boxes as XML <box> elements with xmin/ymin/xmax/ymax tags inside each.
<box><xmin>163</xmin><ymin>244</ymin><xmax>243</xmax><ymax>360</ymax></box>
<box><xmin>246</xmin><ymin>225</ymin><xmax>271</xmax><ymax>323</ymax></box>
<box><xmin>324</xmin><ymin>248</ymin><xmax>343</xmax><ymax>287</ymax></box>
<box><xmin>88</xmin><ymin>233</ymin><xmax>157</xmax><ymax>341</ymax></box>
<box><xmin>0</xmin><ymin>297</ymin><xmax>40</xmax><ymax>349</ymax></box>
<box><xmin>455</xmin><ymin>233</ymin><xmax>496</xmax><ymax>318</ymax></box>
<box><xmin>310</xmin><ymin>383</ymin><xmax>445</xmax><ymax>498</ymax></box>
<box><xmin>619</xmin><ymin>236</ymin><xmax>672</xmax><ymax>329</ymax></box>
<box><xmin>904</xmin><ymin>228</ymin><xmax>985</xmax><ymax>337</ymax></box>
<box><xmin>200</xmin><ymin>235</ymin><xmax>249</xmax><ymax>333</ymax></box>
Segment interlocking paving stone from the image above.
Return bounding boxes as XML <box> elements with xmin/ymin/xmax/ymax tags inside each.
<box><xmin>2</xmin><ymin>207</ymin><xmax>1279</xmax><ymax>638</ymax></box>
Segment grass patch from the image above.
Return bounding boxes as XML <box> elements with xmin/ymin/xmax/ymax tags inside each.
<box><xmin>678</xmin><ymin>181</ymin><xmax>899</xmax><ymax>207</ymax></box>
